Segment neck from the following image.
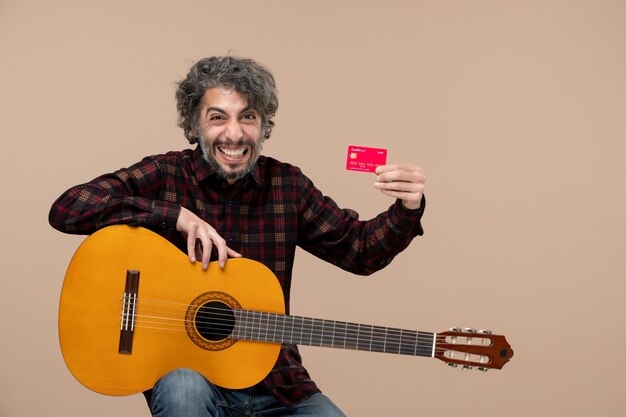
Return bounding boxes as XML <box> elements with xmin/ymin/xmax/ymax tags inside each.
<box><xmin>231</xmin><ymin>309</ymin><xmax>436</xmax><ymax>357</ymax></box>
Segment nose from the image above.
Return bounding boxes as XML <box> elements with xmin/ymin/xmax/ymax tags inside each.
<box><xmin>224</xmin><ymin>119</ymin><xmax>244</xmax><ymax>141</ymax></box>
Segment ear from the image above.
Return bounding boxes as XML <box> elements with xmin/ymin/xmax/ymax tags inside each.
<box><xmin>189</xmin><ymin>115</ymin><xmax>201</xmax><ymax>142</ymax></box>
<box><xmin>187</xmin><ymin>125</ymin><xmax>200</xmax><ymax>144</ymax></box>
<box><xmin>264</xmin><ymin>119</ymin><xmax>274</xmax><ymax>140</ymax></box>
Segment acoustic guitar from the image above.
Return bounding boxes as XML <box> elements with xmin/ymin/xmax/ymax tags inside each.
<box><xmin>58</xmin><ymin>225</ymin><xmax>513</xmax><ymax>396</ymax></box>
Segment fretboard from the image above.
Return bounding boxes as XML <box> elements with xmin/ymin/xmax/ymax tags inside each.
<box><xmin>232</xmin><ymin>309</ymin><xmax>435</xmax><ymax>357</ymax></box>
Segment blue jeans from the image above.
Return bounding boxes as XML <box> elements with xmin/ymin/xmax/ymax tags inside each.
<box><xmin>149</xmin><ymin>369</ymin><xmax>346</xmax><ymax>417</ymax></box>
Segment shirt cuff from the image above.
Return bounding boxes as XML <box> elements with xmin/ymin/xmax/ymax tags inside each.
<box><xmin>389</xmin><ymin>195</ymin><xmax>426</xmax><ymax>236</ymax></box>
<box><xmin>151</xmin><ymin>200</ymin><xmax>181</xmax><ymax>230</ymax></box>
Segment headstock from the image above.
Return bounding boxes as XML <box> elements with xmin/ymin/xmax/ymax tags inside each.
<box><xmin>434</xmin><ymin>328</ymin><xmax>514</xmax><ymax>371</ymax></box>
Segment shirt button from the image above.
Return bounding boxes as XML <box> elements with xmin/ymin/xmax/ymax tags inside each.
<box><xmin>227</xmin><ymin>200</ymin><xmax>234</xmax><ymax>207</ymax></box>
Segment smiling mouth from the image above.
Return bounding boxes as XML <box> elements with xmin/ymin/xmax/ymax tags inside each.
<box><xmin>217</xmin><ymin>146</ymin><xmax>248</xmax><ymax>159</ymax></box>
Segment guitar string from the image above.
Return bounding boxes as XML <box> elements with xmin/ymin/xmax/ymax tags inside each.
<box><xmin>130</xmin><ymin>298</ymin><xmax>441</xmax><ymax>342</ymax></box>
<box><xmin>131</xmin><ymin>314</ymin><xmax>443</xmax><ymax>345</ymax></box>
<box><xmin>129</xmin><ymin>322</ymin><xmax>464</xmax><ymax>357</ymax></box>
<box><xmin>131</xmin><ymin>297</ymin><xmax>492</xmax><ymax>343</ymax></box>
<box><xmin>118</xmin><ymin>298</ymin><xmax>487</xmax><ymax>354</ymax></box>
<box><xmin>117</xmin><ymin>298</ymin><xmax>494</xmax><ymax>364</ymax></box>
<box><xmin>128</xmin><ymin>298</ymin><xmax>489</xmax><ymax>348</ymax></box>
<box><xmin>126</xmin><ymin>315</ymin><xmax>486</xmax><ymax>358</ymax></box>
<box><xmin>129</xmin><ymin>297</ymin><xmax>476</xmax><ymax>345</ymax></box>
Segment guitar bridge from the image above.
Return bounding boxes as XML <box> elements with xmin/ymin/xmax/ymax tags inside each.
<box><xmin>118</xmin><ymin>270</ymin><xmax>140</xmax><ymax>354</ymax></box>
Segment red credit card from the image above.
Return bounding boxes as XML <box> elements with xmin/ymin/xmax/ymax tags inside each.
<box><xmin>346</xmin><ymin>145</ymin><xmax>387</xmax><ymax>172</ymax></box>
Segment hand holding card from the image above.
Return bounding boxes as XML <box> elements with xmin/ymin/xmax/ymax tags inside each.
<box><xmin>374</xmin><ymin>164</ymin><xmax>426</xmax><ymax>210</ymax></box>
<box><xmin>345</xmin><ymin>145</ymin><xmax>424</xmax><ymax>210</ymax></box>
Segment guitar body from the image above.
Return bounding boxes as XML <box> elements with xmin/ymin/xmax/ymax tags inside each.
<box><xmin>59</xmin><ymin>225</ymin><xmax>284</xmax><ymax>396</ymax></box>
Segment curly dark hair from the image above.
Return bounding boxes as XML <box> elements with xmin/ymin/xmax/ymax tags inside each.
<box><xmin>176</xmin><ymin>56</ymin><xmax>278</xmax><ymax>144</ymax></box>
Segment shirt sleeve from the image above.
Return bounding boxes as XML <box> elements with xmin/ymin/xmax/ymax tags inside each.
<box><xmin>295</xmin><ymin>171</ymin><xmax>425</xmax><ymax>275</ymax></box>
<box><xmin>48</xmin><ymin>156</ymin><xmax>181</xmax><ymax>234</ymax></box>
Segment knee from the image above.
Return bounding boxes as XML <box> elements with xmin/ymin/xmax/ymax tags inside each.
<box><xmin>152</xmin><ymin>369</ymin><xmax>214</xmax><ymax>413</ymax></box>
<box><xmin>159</xmin><ymin>368</ymin><xmax>206</xmax><ymax>384</ymax></box>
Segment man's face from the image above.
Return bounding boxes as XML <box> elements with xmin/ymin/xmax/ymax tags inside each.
<box><xmin>197</xmin><ymin>87</ymin><xmax>264</xmax><ymax>183</ymax></box>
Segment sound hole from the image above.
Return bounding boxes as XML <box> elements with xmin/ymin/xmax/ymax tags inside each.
<box><xmin>195</xmin><ymin>301</ymin><xmax>235</xmax><ymax>341</ymax></box>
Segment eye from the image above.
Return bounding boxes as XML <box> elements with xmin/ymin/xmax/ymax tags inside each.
<box><xmin>208</xmin><ymin>113</ymin><xmax>226</xmax><ymax>124</ymax></box>
<box><xmin>241</xmin><ymin>112</ymin><xmax>257</xmax><ymax>121</ymax></box>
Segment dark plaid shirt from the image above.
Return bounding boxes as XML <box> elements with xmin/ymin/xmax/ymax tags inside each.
<box><xmin>49</xmin><ymin>146</ymin><xmax>425</xmax><ymax>407</ymax></box>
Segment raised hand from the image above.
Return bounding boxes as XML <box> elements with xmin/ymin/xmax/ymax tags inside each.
<box><xmin>374</xmin><ymin>164</ymin><xmax>426</xmax><ymax>210</ymax></box>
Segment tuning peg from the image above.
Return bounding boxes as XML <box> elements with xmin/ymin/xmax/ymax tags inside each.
<box><xmin>462</xmin><ymin>365</ymin><xmax>474</xmax><ymax>370</ymax></box>
<box><xmin>450</xmin><ymin>327</ymin><xmax>463</xmax><ymax>332</ymax></box>
<box><xmin>477</xmin><ymin>367</ymin><xmax>489</xmax><ymax>372</ymax></box>
<box><xmin>464</xmin><ymin>327</ymin><xmax>477</xmax><ymax>333</ymax></box>
<box><xmin>480</xmin><ymin>329</ymin><xmax>493</xmax><ymax>335</ymax></box>
<box><xmin>447</xmin><ymin>363</ymin><xmax>459</xmax><ymax>368</ymax></box>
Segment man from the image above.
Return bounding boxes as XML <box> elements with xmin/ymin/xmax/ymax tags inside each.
<box><xmin>49</xmin><ymin>56</ymin><xmax>426</xmax><ymax>416</ymax></box>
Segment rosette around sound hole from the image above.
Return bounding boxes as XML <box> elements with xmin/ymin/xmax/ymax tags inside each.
<box><xmin>185</xmin><ymin>291</ymin><xmax>240</xmax><ymax>351</ymax></box>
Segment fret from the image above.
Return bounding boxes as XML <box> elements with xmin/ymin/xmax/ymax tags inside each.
<box><xmin>333</xmin><ymin>321</ymin><xmax>348</xmax><ymax>349</ymax></box>
<box><xmin>399</xmin><ymin>329</ymin><xmax>418</xmax><ymax>356</ymax></box>
<box><xmin>357</xmin><ymin>324</ymin><xmax>373</xmax><ymax>351</ymax></box>
<box><xmin>321</xmin><ymin>319</ymin><xmax>334</xmax><ymax>347</ymax></box>
<box><xmin>247</xmin><ymin>310</ymin><xmax>253</xmax><ymax>340</ymax></box>
<box><xmin>246</xmin><ymin>310</ymin><xmax>253</xmax><ymax>340</ymax></box>
<box><xmin>343</xmin><ymin>322</ymin><xmax>359</xmax><ymax>350</ymax></box>
<box><xmin>288</xmin><ymin>313</ymin><xmax>296</xmax><ymax>344</ymax></box>
<box><xmin>384</xmin><ymin>327</ymin><xmax>401</xmax><ymax>354</ymax></box>
<box><xmin>258</xmin><ymin>312</ymin><xmax>266</xmax><ymax>342</ymax></box>
<box><xmin>383</xmin><ymin>327</ymin><xmax>388</xmax><ymax>352</ymax></box>
<box><xmin>311</xmin><ymin>318</ymin><xmax>318</xmax><ymax>345</ymax></box>
<box><xmin>259</xmin><ymin>312</ymin><xmax>267</xmax><ymax>341</ymax></box>
<box><xmin>269</xmin><ymin>312</ymin><xmax>277</xmax><ymax>342</ymax></box>
<box><xmin>259</xmin><ymin>311</ymin><xmax>267</xmax><ymax>341</ymax></box>
<box><xmin>415</xmin><ymin>331</ymin><xmax>436</xmax><ymax>357</ymax></box>
<box><xmin>282</xmin><ymin>315</ymin><xmax>294</xmax><ymax>344</ymax></box>
<box><xmin>244</xmin><ymin>309</ymin><xmax>251</xmax><ymax>340</ymax></box>
<box><xmin>249</xmin><ymin>309</ymin><xmax>257</xmax><ymax>341</ymax></box>
<box><xmin>292</xmin><ymin>317</ymin><xmax>302</xmax><ymax>345</ymax></box>
<box><xmin>263</xmin><ymin>312</ymin><xmax>272</xmax><ymax>342</ymax></box>
<box><xmin>264</xmin><ymin>312</ymin><xmax>272</xmax><ymax>342</ymax></box>
<box><xmin>279</xmin><ymin>312</ymin><xmax>286</xmax><ymax>342</ymax></box>
<box><xmin>232</xmin><ymin>310</ymin><xmax>240</xmax><ymax>339</ymax></box>
<box><xmin>266</xmin><ymin>313</ymin><xmax>277</xmax><ymax>342</ymax></box>
<box><xmin>370</xmin><ymin>326</ymin><xmax>387</xmax><ymax>353</ymax></box>
<box><xmin>300</xmin><ymin>317</ymin><xmax>313</xmax><ymax>346</ymax></box>
<box><xmin>234</xmin><ymin>309</ymin><xmax>242</xmax><ymax>339</ymax></box>
<box><xmin>274</xmin><ymin>313</ymin><xmax>287</xmax><ymax>343</ymax></box>
<box><xmin>275</xmin><ymin>314</ymin><xmax>285</xmax><ymax>343</ymax></box>
<box><xmin>235</xmin><ymin>309</ymin><xmax>242</xmax><ymax>339</ymax></box>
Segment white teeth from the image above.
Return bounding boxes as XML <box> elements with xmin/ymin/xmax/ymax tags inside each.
<box><xmin>219</xmin><ymin>147</ymin><xmax>245</xmax><ymax>157</ymax></box>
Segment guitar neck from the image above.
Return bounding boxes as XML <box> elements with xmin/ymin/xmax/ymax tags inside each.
<box><xmin>232</xmin><ymin>309</ymin><xmax>436</xmax><ymax>358</ymax></box>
